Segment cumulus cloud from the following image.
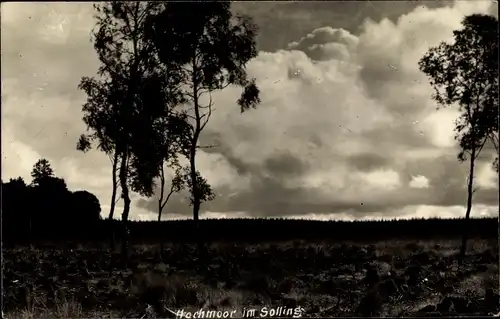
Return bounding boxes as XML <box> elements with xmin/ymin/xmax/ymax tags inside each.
<box><xmin>287</xmin><ymin>27</ymin><xmax>359</xmax><ymax>61</ymax></box>
<box><xmin>409</xmin><ymin>176</ymin><xmax>430</xmax><ymax>189</ymax></box>
<box><xmin>2</xmin><ymin>1</ymin><xmax>498</xmax><ymax>221</ymax></box>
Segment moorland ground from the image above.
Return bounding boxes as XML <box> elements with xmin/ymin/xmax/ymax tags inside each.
<box><xmin>3</xmin><ymin>238</ymin><xmax>499</xmax><ymax>318</ymax></box>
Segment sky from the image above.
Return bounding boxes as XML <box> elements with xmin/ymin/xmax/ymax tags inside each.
<box><xmin>2</xmin><ymin>1</ymin><xmax>498</xmax><ymax>221</ymax></box>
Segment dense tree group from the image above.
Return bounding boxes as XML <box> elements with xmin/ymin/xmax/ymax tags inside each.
<box><xmin>3</xmin><ymin>159</ymin><xmax>102</xmax><ymax>241</ymax></box>
<box><xmin>75</xmin><ymin>1</ymin><xmax>260</xmax><ymax>262</ymax></box>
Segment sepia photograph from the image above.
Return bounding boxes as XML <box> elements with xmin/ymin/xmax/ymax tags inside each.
<box><xmin>2</xmin><ymin>0</ymin><xmax>499</xmax><ymax>318</ymax></box>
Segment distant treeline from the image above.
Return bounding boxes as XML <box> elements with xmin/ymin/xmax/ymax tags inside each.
<box><xmin>3</xmin><ymin>159</ymin><xmax>498</xmax><ymax>244</ymax></box>
<box><xmin>4</xmin><ymin>213</ymin><xmax>497</xmax><ymax>243</ymax></box>
<box><xmin>106</xmin><ymin>217</ymin><xmax>499</xmax><ymax>243</ymax></box>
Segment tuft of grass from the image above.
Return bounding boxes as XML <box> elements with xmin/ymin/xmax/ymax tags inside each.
<box><xmin>128</xmin><ymin>268</ymin><xmax>200</xmax><ymax>316</ymax></box>
<box><xmin>5</xmin><ymin>298</ymin><xmax>86</xmax><ymax>319</ymax></box>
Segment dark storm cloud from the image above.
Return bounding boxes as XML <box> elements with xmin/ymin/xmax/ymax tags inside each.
<box><xmin>347</xmin><ymin>152</ymin><xmax>392</xmax><ymax>172</ymax></box>
<box><xmin>232</xmin><ymin>0</ymin><xmax>456</xmax><ymax>52</ymax></box>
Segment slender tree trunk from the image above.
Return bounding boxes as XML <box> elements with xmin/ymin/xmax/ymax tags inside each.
<box><xmin>109</xmin><ymin>151</ymin><xmax>119</xmax><ymax>250</ymax></box>
<box><xmin>157</xmin><ymin>164</ymin><xmax>166</xmax><ymax>260</ymax></box>
<box><xmin>158</xmin><ymin>196</ymin><xmax>164</xmax><ymax>261</ymax></box>
<box><xmin>460</xmin><ymin>146</ymin><xmax>477</xmax><ymax>262</ymax></box>
<box><xmin>190</xmin><ymin>55</ymin><xmax>202</xmax><ymax>241</ymax></box>
<box><xmin>158</xmin><ymin>165</ymin><xmax>166</xmax><ymax>223</ymax></box>
<box><xmin>109</xmin><ymin>152</ymin><xmax>119</xmax><ymax>220</ymax></box>
<box><xmin>158</xmin><ymin>174</ymin><xmax>177</xmax><ymax>260</ymax></box>
<box><xmin>190</xmin><ymin>149</ymin><xmax>200</xmax><ymax>225</ymax></box>
<box><xmin>119</xmin><ymin>151</ymin><xmax>131</xmax><ymax>268</ymax></box>
<box><xmin>189</xmin><ymin>143</ymin><xmax>202</xmax><ymax>246</ymax></box>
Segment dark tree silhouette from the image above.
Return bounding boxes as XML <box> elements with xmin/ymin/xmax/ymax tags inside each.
<box><xmin>146</xmin><ymin>0</ymin><xmax>261</xmax><ymax>230</ymax></box>
<box><xmin>29</xmin><ymin>159</ymin><xmax>70</xmax><ymax>228</ymax></box>
<box><xmin>4</xmin><ymin>177</ymin><xmax>27</xmax><ymax>192</ymax></box>
<box><xmin>78</xmin><ymin>1</ymin><xmax>186</xmax><ymax>263</ymax></box>
<box><xmin>31</xmin><ymin>171</ymin><xmax>70</xmax><ymax>230</ymax></box>
<box><xmin>128</xmin><ymin>91</ymin><xmax>189</xmax><ymax>224</ymax></box>
<box><xmin>2</xmin><ymin>177</ymin><xmax>31</xmax><ymax>240</ymax></box>
<box><xmin>419</xmin><ymin>14</ymin><xmax>499</xmax><ymax>260</ymax></box>
<box><xmin>30</xmin><ymin>158</ymin><xmax>54</xmax><ymax>186</ymax></box>
<box><xmin>3</xmin><ymin>160</ymin><xmax>102</xmax><ymax>242</ymax></box>
<box><xmin>71</xmin><ymin>190</ymin><xmax>102</xmax><ymax>225</ymax></box>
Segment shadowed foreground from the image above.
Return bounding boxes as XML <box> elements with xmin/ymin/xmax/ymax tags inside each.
<box><xmin>3</xmin><ymin>238</ymin><xmax>499</xmax><ymax>318</ymax></box>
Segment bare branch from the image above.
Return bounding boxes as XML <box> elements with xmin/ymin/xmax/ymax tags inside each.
<box><xmin>489</xmin><ymin>132</ymin><xmax>499</xmax><ymax>151</ymax></box>
<box><xmin>200</xmin><ymin>93</ymin><xmax>214</xmax><ymax>131</ymax></box>
<box><xmin>473</xmin><ymin>137</ymin><xmax>488</xmax><ymax>161</ymax></box>
<box><xmin>197</xmin><ymin>144</ymin><xmax>218</xmax><ymax>149</ymax></box>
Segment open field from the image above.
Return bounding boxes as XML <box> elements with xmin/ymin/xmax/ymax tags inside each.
<box><xmin>3</xmin><ymin>238</ymin><xmax>499</xmax><ymax>318</ymax></box>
